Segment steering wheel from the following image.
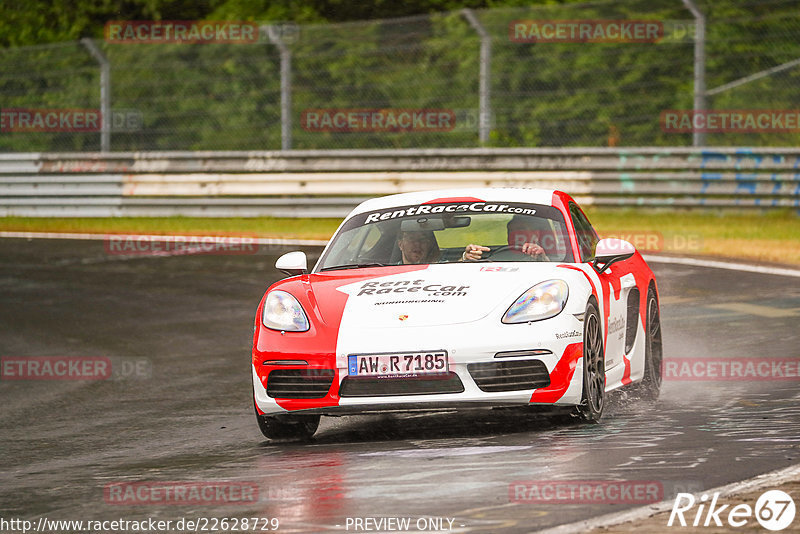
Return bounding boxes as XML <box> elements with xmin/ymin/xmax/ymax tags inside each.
<box><xmin>488</xmin><ymin>244</ymin><xmax>553</xmax><ymax>262</ymax></box>
<box><xmin>480</xmin><ymin>245</ymin><xmax>526</xmax><ymax>260</ymax></box>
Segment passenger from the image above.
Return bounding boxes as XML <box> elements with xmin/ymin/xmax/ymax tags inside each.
<box><xmin>397</xmin><ymin>230</ymin><xmax>441</xmax><ymax>264</ymax></box>
<box><xmin>462</xmin><ymin>215</ymin><xmax>550</xmax><ymax>261</ymax></box>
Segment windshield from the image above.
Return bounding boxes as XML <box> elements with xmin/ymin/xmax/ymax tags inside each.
<box><xmin>315</xmin><ymin>201</ymin><xmax>574</xmax><ymax>271</ymax></box>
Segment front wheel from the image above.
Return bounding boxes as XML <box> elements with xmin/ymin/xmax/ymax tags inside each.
<box><xmin>575</xmin><ymin>301</ymin><xmax>605</xmax><ymax>423</ymax></box>
<box><xmin>254</xmin><ymin>401</ymin><xmax>319</xmax><ymax>441</ymax></box>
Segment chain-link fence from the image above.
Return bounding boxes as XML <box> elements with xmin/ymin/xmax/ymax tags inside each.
<box><xmin>1</xmin><ymin>0</ymin><xmax>799</xmax><ymax>152</ymax></box>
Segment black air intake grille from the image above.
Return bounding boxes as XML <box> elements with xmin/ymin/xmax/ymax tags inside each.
<box><xmin>339</xmin><ymin>373</ymin><xmax>464</xmax><ymax>397</ymax></box>
<box><xmin>266</xmin><ymin>369</ymin><xmax>335</xmax><ymax>399</ymax></box>
<box><xmin>467</xmin><ymin>360</ymin><xmax>550</xmax><ymax>392</ymax></box>
<box><xmin>625</xmin><ymin>288</ymin><xmax>640</xmax><ymax>354</ymax></box>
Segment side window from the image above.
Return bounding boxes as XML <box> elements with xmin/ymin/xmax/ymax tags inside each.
<box><xmin>569</xmin><ymin>203</ymin><xmax>599</xmax><ymax>262</ymax></box>
<box><xmin>323</xmin><ymin>224</ymin><xmax>381</xmax><ymax>264</ymax></box>
<box><xmin>353</xmin><ymin>224</ymin><xmax>385</xmax><ymax>260</ymax></box>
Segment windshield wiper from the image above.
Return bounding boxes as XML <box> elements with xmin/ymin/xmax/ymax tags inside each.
<box><xmin>319</xmin><ymin>262</ymin><xmax>389</xmax><ymax>272</ymax></box>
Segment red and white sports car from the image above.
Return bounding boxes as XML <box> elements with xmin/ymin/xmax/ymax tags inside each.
<box><xmin>252</xmin><ymin>188</ymin><xmax>662</xmax><ymax>440</ymax></box>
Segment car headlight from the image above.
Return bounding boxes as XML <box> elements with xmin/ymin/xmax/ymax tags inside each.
<box><xmin>262</xmin><ymin>290</ymin><xmax>310</xmax><ymax>332</ymax></box>
<box><xmin>502</xmin><ymin>280</ymin><xmax>569</xmax><ymax>324</ymax></box>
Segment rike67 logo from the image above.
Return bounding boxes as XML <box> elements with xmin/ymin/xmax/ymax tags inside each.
<box><xmin>669</xmin><ymin>490</ymin><xmax>796</xmax><ymax>531</ymax></box>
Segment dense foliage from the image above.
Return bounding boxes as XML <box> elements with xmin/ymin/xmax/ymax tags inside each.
<box><xmin>1</xmin><ymin>0</ymin><xmax>798</xmax><ymax>151</ymax></box>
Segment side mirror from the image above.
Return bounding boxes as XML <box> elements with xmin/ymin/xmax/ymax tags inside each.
<box><xmin>276</xmin><ymin>251</ymin><xmax>308</xmax><ymax>276</ymax></box>
<box><xmin>592</xmin><ymin>238</ymin><xmax>635</xmax><ymax>274</ymax></box>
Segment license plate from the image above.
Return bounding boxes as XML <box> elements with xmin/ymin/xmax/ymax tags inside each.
<box><xmin>348</xmin><ymin>351</ymin><xmax>448</xmax><ymax>378</ymax></box>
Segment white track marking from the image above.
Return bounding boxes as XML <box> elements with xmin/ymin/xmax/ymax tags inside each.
<box><xmin>644</xmin><ymin>254</ymin><xmax>800</xmax><ymax>278</ymax></box>
<box><xmin>0</xmin><ymin>231</ymin><xmax>328</xmax><ymax>247</ymax></box>
<box><xmin>6</xmin><ymin>231</ymin><xmax>800</xmax><ymax>278</ymax></box>
<box><xmin>4</xmin><ymin>232</ymin><xmax>800</xmax><ymax>278</ymax></box>
<box><xmin>4</xmin><ymin>233</ymin><xmax>800</xmax><ymax>278</ymax></box>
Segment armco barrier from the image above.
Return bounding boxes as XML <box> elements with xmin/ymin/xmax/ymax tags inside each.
<box><xmin>1</xmin><ymin>148</ymin><xmax>798</xmax><ymax>217</ymax></box>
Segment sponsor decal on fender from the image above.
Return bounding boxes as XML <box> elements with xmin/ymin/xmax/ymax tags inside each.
<box><xmin>608</xmin><ymin>315</ymin><xmax>625</xmax><ymax>335</ymax></box>
<box><xmin>555</xmin><ymin>330</ymin><xmax>581</xmax><ymax>340</ymax></box>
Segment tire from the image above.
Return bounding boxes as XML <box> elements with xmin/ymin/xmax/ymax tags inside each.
<box><xmin>638</xmin><ymin>288</ymin><xmax>663</xmax><ymax>401</ymax></box>
<box><xmin>575</xmin><ymin>301</ymin><xmax>605</xmax><ymax>423</ymax></box>
<box><xmin>254</xmin><ymin>400</ymin><xmax>320</xmax><ymax>441</ymax></box>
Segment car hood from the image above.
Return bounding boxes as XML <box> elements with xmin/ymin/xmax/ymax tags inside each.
<box><xmin>308</xmin><ymin>262</ymin><xmax>570</xmax><ymax>328</ymax></box>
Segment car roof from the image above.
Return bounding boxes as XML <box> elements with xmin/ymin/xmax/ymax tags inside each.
<box><xmin>348</xmin><ymin>188</ymin><xmax>558</xmax><ymax>216</ymax></box>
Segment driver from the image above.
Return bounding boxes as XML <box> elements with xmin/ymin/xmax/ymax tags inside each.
<box><xmin>462</xmin><ymin>215</ymin><xmax>550</xmax><ymax>261</ymax></box>
<box><xmin>397</xmin><ymin>230</ymin><xmax>441</xmax><ymax>264</ymax></box>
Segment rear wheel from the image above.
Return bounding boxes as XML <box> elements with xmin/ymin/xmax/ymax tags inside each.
<box><xmin>638</xmin><ymin>289</ymin><xmax>663</xmax><ymax>401</ymax></box>
<box><xmin>575</xmin><ymin>301</ymin><xmax>605</xmax><ymax>423</ymax></box>
<box><xmin>254</xmin><ymin>400</ymin><xmax>319</xmax><ymax>441</ymax></box>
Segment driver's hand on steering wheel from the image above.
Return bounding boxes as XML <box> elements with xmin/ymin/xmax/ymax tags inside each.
<box><xmin>462</xmin><ymin>244</ymin><xmax>490</xmax><ymax>261</ymax></box>
<box><xmin>521</xmin><ymin>242</ymin><xmax>548</xmax><ymax>258</ymax></box>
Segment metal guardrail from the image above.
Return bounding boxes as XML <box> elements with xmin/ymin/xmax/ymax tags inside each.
<box><xmin>1</xmin><ymin>148</ymin><xmax>798</xmax><ymax>216</ymax></box>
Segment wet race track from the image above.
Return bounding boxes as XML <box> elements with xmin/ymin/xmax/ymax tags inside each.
<box><xmin>1</xmin><ymin>238</ymin><xmax>799</xmax><ymax>533</ymax></box>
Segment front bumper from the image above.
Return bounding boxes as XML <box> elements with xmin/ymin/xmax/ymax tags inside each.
<box><xmin>253</xmin><ymin>317</ymin><xmax>586</xmax><ymax>417</ymax></box>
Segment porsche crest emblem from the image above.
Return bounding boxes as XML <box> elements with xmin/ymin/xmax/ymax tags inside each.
<box><xmin>398</xmin><ymin>314</ymin><xmax>409</xmax><ymax>321</ymax></box>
